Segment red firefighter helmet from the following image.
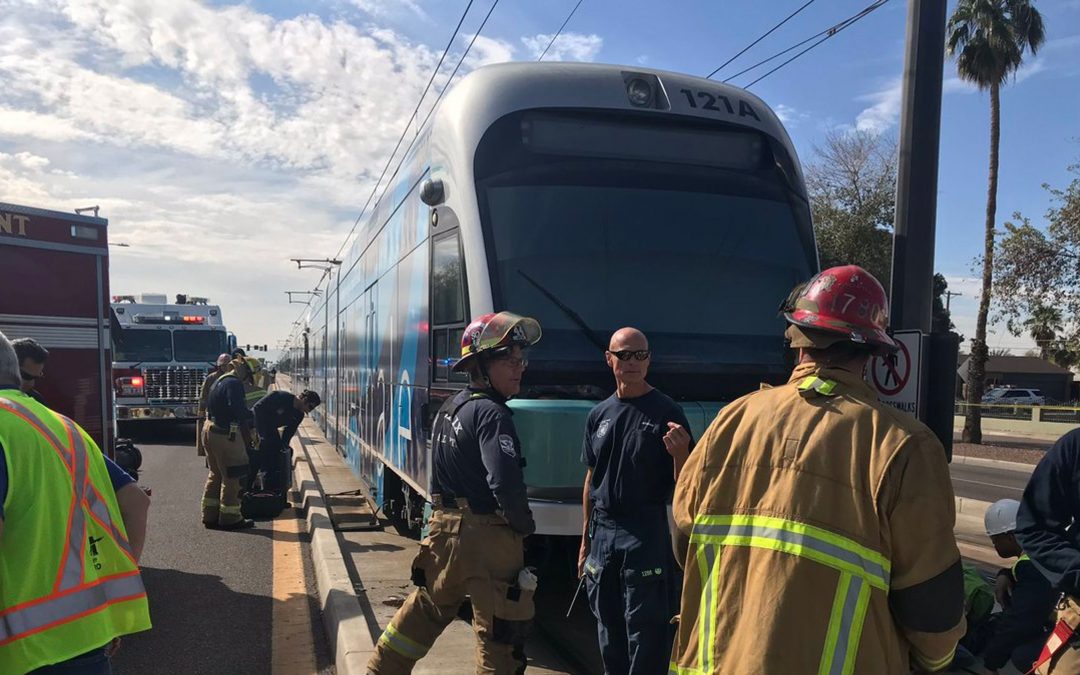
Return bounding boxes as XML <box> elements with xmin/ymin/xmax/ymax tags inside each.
<box><xmin>452</xmin><ymin>311</ymin><xmax>542</xmax><ymax>373</ymax></box>
<box><xmin>783</xmin><ymin>265</ymin><xmax>897</xmax><ymax>353</ymax></box>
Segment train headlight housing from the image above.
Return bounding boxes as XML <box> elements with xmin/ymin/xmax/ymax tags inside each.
<box><xmin>626</xmin><ymin>77</ymin><xmax>653</xmax><ymax>107</ymax></box>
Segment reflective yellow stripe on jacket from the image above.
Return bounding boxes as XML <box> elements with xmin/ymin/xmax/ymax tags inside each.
<box><xmin>798</xmin><ymin>376</ymin><xmax>838</xmax><ymax>396</ymax></box>
<box><xmin>689</xmin><ymin>514</ymin><xmax>890</xmax><ymax>675</ymax></box>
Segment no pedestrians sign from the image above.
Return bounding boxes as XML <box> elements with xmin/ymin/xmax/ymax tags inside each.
<box><xmin>870</xmin><ymin>330</ymin><xmax>923</xmax><ymax>416</ymax></box>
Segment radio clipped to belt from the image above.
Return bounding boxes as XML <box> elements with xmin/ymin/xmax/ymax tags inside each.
<box><xmin>489</xmin><ymin>568</ymin><xmax>538</xmax><ymax>646</ymax></box>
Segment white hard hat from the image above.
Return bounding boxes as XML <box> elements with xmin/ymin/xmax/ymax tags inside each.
<box><xmin>984</xmin><ymin>499</ymin><xmax>1021</xmax><ymax>536</ymax></box>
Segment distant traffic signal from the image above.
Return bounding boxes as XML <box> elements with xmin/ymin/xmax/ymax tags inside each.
<box><xmin>241</xmin><ymin>344</ymin><xmax>268</xmax><ymax>352</ymax></box>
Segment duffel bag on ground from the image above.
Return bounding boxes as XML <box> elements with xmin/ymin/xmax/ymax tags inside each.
<box><xmin>241</xmin><ymin>490</ymin><xmax>289</xmax><ymax>519</ymax></box>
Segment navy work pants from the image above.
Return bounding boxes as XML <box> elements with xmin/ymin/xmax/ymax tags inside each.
<box><xmin>254</xmin><ymin>428</ymin><xmax>289</xmax><ymax>491</ymax></box>
<box><xmin>584</xmin><ymin>508</ymin><xmax>679</xmax><ymax>675</ymax></box>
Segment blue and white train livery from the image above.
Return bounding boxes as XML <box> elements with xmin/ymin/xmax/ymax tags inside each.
<box><xmin>281</xmin><ymin>62</ymin><xmax>819</xmax><ymax>537</ymax></box>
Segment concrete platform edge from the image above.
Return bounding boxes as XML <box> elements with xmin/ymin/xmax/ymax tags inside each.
<box><xmin>292</xmin><ymin>432</ymin><xmax>376</xmax><ymax>675</ymax></box>
<box><xmin>952</xmin><ymin>453</ymin><xmax>1039</xmax><ymax>473</ymax></box>
<box><xmin>955</xmin><ymin>495</ymin><xmax>993</xmax><ymax>520</ymax></box>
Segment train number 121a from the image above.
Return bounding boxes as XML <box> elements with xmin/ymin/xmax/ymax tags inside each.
<box><xmin>680</xmin><ymin>88</ymin><xmax>760</xmax><ymax>121</ymax></box>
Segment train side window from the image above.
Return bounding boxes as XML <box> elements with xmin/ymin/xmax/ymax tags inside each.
<box><xmin>432</xmin><ymin>328</ymin><xmax>467</xmax><ymax>383</ymax></box>
<box><xmin>432</xmin><ymin>232</ymin><xmax>465</xmax><ymax>325</ymax></box>
<box><xmin>431</xmin><ymin>230</ymin><xmax>468</xmax><ymax>383</ymax></box>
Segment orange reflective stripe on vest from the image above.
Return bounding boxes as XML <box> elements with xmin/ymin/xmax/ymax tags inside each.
<box><xmin>0</xmin><ymin>572</ymin><xmax>145</xmax><ymax>645</ymax></box>
<box><xmin>0</xmin><ymin>397</ymin><xmax>145</xmax><ymax>645</ymax></box>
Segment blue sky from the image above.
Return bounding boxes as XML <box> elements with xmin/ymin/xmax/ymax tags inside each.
<box><xmin>1</xmin><ymin>0</ymin><xmax>1078</xmax><ymax>357</ymax></box>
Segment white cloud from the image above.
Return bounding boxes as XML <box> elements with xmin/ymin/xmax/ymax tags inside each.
<box><xmin>0</xmin><ymin>0</ymin><xmax>512</xmax><ymax>347</ymax></box>
<box><xmin>349</xmin><ymin>0</ymin><xmax>429</xmax><ymax>20</ymax></box>
<box><xmin>944</xmin><ymin>50</ymin><xmax>1057</xmax><ymax>93</ymax></box>
<box><xmin>774</xmin><ymin>104</ymin><xmax>808</xmax><ymax>127</ymax></box>
<box><xmin>943</xmin><ymin>77</ymin><xmax>977</xmax><ymax>95</ymax></box>
<box><xmin>521</xmin><ymin>32</ymin><xmax>602</xmax><ymax>62</ymax></box>
<box><xmin>942</xmin><ymin>275</ymin><xmax>984</xmax><ymax>300</ymax></box>
<box><xmin>0</xmin><ymin>108</ymin><xmax>101</xmax><ymax>143</ymax></box>
<box><xmin>1014</xmin><ymin>57</ymin><xmax>1046</xmax><ymax>83</ymax></box>
<box><xmin>854</xmin><ymin>78</ymin><xmax>902</xmax><ymax>134</ymax></box>
<box><xmin>11</xmin><ymin>152</ymin><xmax>51</xmax><ymax>171</ymax></box>
<box><xmin>1046</xmin><ymin>33</ymin><xmax>1080</xmax><ymax>50</ymax></box>
<box><xmin>463</xmin><ymin>34</ymin><xmax>515</xmax><ymax>68</ymax></box>
<box><xmin>942</xmin><ymin>275</ymin><xmax>1039</xmax><ymax>354</ymax></box>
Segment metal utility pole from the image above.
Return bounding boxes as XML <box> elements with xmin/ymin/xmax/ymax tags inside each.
<box><xmin>889</xmin><ymin>0</ymin><xmax>957</xmax><ymax>460</ymax></box>
<box><xmin>889</xmin><ymin>0</ymin><xmax>947</xmax><ymax>332</ymax></box>
<box><xmin>945</xmin><ymin>290</ymin><xmax>962</xmax><ymax>314</ymax></box>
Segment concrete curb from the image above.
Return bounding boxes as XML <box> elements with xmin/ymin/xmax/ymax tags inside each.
<box><xmin>955</xmin><ymin>495</ymin><xmax>993</xmax><ymax>520</ymax></box>
<box><xmin>292</xmin><ymin>436</ymin><xmax>375</xmax><ymax>675</ymax></box>
<box><xmin>952</xmin><ymin>453</ymin><xmax>1038</xmax><ymax>473</ymax></box>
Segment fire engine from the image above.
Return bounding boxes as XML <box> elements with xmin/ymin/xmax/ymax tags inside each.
<box><xmin>0</xmin><ymin>202</ymin><xmax>115</xmax><ymax>452</ymax></box>
<box><xmin>111</xmin><ymin>293</ymin><xmax>235</xmax><ymax>421</ymax></box>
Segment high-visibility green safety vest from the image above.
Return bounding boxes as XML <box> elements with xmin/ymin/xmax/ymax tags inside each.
<box><xmin>0</xmin><ymin>391</ymin><xmax>151</xmax><ymax>674</ymax></box>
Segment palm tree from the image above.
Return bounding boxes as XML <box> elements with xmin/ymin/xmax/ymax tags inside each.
<box><xmin>1023</xmin><ymin>305</ymin><xmax>1063</xmax><ymax>360</ymax></box>
<box><xmin>949</xmin><ymin>0</ymin><xmax>1045</xmax><ymax>444</ymax></box>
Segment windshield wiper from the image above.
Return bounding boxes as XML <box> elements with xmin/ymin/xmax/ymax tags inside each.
<box><xmin>516</xmin><ymin>269</ymin><xmax>608</xmax><ymax>352</ymax></box>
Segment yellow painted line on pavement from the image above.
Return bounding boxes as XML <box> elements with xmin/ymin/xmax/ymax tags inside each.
<box><xmin>272</xmin><ymin>511</ymin><xmax>318</xmax><ymax>675</ymax></box>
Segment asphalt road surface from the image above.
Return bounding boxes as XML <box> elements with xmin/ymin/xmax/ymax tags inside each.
<box><xmin>950</xmin><ymin>460</ymin><xmax>1033</xmax><ymax>503</ymax></box>
<box><xmin>110</xmin><ymin>422</ymin><xmax>332</xmax><ymax>675</ymax></box>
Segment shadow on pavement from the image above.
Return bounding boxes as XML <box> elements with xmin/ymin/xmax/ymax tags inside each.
<box><xmin>113</xmin><ymin>566</ymin><xmax>271</xmax><ymax>674</ymax></box>
<box><xmin>340</xmin><ymin>538</ymin><xmax>406</xmax><ymax>555</ymax></box>
<box><xmin>112</xmin><ymin>566</ymin><xmax>331</xmax><ymax>675</ymax></box>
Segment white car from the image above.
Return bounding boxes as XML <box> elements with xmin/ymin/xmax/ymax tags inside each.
<box><xmin>982</xmin><ymin>387</ymin><xmax>1046</xmax><ymax>405</ymax></box>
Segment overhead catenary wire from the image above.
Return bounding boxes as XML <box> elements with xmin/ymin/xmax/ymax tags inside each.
<box><xmin>284</xmin><ymin>0</ymin><xmax>503</xmax><ymax>353</ymax></box>
<box><xmin>337</xmin><ymin>0</ymin><xmax>502</xmax><ymax>258</ymax></box>
<box><xmin>744</xmin><ymin>0</ymin><xmax>888</xmax><ymax>88</ymax></box>
<box><xmin>717</xmin><ymin>0</ymin><xmax>889</xmax><ymax>88</ymax></box>
<box><xmin>329</xmin><ymin>0</ymin><xmax>477</xmax><ymax>265</ymax></box>
<box><xmin>706</xmin><ymin>0</ymin><xmax>817</xmax><ymax>79</ymax></box>
<box><xmin>538</xmin><ymin>0</ymin><xmax>586</xmax><ymax>62</ymax></box>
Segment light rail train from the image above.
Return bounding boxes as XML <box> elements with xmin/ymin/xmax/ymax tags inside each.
<box><xmin>280</xmin><ymin>61</ymin><xmax>818</xmax><ymax>538</ymax></box>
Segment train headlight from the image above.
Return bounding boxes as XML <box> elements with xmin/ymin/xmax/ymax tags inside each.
<box><xmin>626</xmin><ymin>78</ymin><xmax>654</xmax><ymax>107</ymax></box>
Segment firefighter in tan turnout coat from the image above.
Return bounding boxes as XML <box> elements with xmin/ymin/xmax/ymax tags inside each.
<box><xmin>671</xmin><ymin>265</ymin><xmax>966</xmax><ymax>674</ymax></box>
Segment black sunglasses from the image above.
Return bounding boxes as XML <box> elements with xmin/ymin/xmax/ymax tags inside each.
<box><xmin>607</xmin><ymin>349</ymin><xmax>651</xmax><ymax>362</ymax></box>
<box><xmin>20</xmin><ymin>370</ymin><xmax>41</xmax><ymax>381</ymax></box>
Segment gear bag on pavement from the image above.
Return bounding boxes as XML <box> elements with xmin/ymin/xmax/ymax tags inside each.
<box><xmin>241</xmin><ymin>443</ymin><xmax>291</xmax><ymax>519</ymax></box>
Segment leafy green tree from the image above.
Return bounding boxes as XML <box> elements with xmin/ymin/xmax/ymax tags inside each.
<box><xmin>996</xmin><ymin>164</ymin><xmax>1080</xmax><ymax>369</ymax></box>
<box><xmin>807</xmin><ymin>129</ymin><xmax>896</xmax><ymax>289</ymax></box>
<box><xmin>948</xmin><ymin>0</ymin><xmax>1045</xmax><ymax>444</ymax></box>
<box><xmin>807</xmin><ymin>132</ymin><xmax>954</xmax><ymax>331</ymax></box>
<box><xmin>1020</xmin><ymin>305</ymin><xmax>1063</xmax><ymax>360</ymax></box>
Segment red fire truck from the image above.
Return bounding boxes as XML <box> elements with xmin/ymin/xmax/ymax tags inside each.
<box><xmin>0</xmin><ymin>201</ymin><xmax>115</xmax><ymax>454</ymax></box>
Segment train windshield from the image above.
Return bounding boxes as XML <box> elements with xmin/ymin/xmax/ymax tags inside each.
<box><xmin>475</xmin><ymin>111</ymin><xmax>816</xmax><ymax>398</ymax></box>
